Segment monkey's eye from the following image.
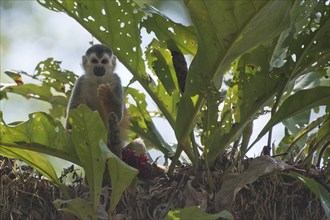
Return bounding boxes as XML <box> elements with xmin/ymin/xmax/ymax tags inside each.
<box><xmin>101</xmin><ymin>59</ymin><xmax>109</xmax><ymax>64</ymax></box>
<box><xmin>91</xmin><ymin>58</ymin><xmax>98</xmax><ymax>64</ymax></box>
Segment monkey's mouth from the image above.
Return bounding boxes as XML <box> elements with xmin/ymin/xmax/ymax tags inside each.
<box><xmin>93</xmin><ymin>66</ymin><xmax>105</xmax><ymax>76</ymax></box>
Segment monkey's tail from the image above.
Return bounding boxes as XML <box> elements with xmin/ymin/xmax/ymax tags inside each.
<box><xmin>107</xmin><ymin>112</ymin><xmax>123</xmax><ymax>158</ymax></box>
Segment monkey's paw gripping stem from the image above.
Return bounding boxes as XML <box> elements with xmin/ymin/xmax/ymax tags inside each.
<box><xmin>107</xmin><ymin>112</ymin><xmax>121</xmax><ymax>158</ymax></box>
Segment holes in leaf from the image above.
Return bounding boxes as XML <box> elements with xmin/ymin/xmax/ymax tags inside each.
<box><xmin>168</xmin><ymin>27</ymin><xmax>174</xmax><ymax>33</ymax></box>
<box><xmin>115</xmin><ymin>0</ymin><xmax>121</xmax><ymax>6</ymax></box>
<box><xmin>100</xmin><ymin>26</ymin><xmax>106</xmax><ymax>31</ymax></box>
<box><xmin>291</xmin><ymin>54</ymin><xmax>297</xmax><ymax>62</ymax></box>
<box><xmin>120</xmin><ymin>22</ymin><xmax>125</xmax><ymax>28</ymax></box>
<box><xmin>87</xmin><ymin>16</ymin><xmax>95</xmax><ymax>22</ymax></box>
<box><xmin>117</xmin><ymin>47</ymin><xmax>121</xmax><ymax>51</ymax></box>
<box><xmin>101</xmin><ymin>8</ymin><xmax>106</xmax><ymax>15</ymax></box>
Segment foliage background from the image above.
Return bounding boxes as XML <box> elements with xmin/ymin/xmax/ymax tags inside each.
<box><xmin>2</xmin><ymin>0</ymin><xmax>327</xmax><ymax>171</ymax></box>
<box><xmin>0</xmin><ymin>0</ymin><xmax>329</xmax><ymax>219</ymax></box>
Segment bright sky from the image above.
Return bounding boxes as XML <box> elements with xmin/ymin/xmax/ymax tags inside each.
<box><xmin>1</xmin><ymin>1</ymin><xmax>324</xmax><ymax>171</ymax></box>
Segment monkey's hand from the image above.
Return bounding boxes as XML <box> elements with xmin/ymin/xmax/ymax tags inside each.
<box><xmin>97</xmin><ymin>83</ymin><xmax>123</xmax><ymax>122</ymax></box>
<box><xmin>98</xmin><ymin>83</ymin><xmax>113</xmax><ymax>98</ymax></box>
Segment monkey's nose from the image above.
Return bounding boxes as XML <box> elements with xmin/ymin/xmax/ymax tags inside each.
<box><xmin>93</xmin><ymin>66</ymin><xmax>105</xmax><ymax>76</ymax></box>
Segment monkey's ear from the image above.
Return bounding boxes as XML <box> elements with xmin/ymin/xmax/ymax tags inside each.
<box><xmin>82</xmin><ymin>55</ymin><xmax>87</xmax><ymax>67</ymax></box>
<box><xmin>112</xmin><ymin>55</ymin><xmax>117</xmax><ymax>67</ymax></box>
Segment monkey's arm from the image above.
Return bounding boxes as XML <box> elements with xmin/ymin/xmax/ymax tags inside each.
<box><xmin>98</xmin><ymin>74</ymin><xmax>124</xmax><ymax>122</ymax></box>
<box><xmin>65</xmin><ymin>76</ymin><xmax>85</xmax><ymax>129</ymax></box>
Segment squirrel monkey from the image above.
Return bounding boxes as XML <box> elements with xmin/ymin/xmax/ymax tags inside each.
<box><xmin>66</xmin><ymin>44</ymin><xmax>128</xmax><ymax>157</ymax></box>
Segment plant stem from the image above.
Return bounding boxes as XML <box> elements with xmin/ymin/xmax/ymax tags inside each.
<box><xmin>167</xmin><ymin>147</ymin><xmax>183</xmax><ymax>176</ymax></box>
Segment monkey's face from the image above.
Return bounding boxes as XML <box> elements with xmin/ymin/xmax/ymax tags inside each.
<box><xmin>83</xmin><ymin>53</ymin><xmax>116</xmax><ymax>77</ymax></box>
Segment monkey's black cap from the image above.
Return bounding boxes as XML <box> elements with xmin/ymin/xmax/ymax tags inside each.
<box><xmin>86</xmin><ymin>44</ymin><xmax>113</xmax><ymax>58</ymax></box>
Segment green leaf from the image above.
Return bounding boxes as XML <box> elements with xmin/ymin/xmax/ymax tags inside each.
<box><xmin>37</xmin><ymin>0</ymin><xmax>146</xmax><ymax>77</ymax></box>
<box><xmin>104</xmin><ymin>143</ymin><xmax>138</xmax><ymax>212</ymax></box>
<box><xmin>126</xmin><ymin>87</ymin><xmax>173</xmax><ymax>155</ymax></box>
<box><xmin>53</xmin><ymin>198</ymin><xmax>97</xmax><ymax>220</ymax></box>
<box><xmin>38</xmin><ymin>0</ymin><xmax>181</xmax><ymax>129</ymax></box>
<box><xmin>252</xmin><ymin>86</ymin><xmax>330</xmax><ymax>147</ymax></box>
<box><xmin>141</xmin><ymin>4</ymin><xmax>197</xmax><ymax>55</ymax></box>
<box><xmin>206</xmin><ymin>46</ymin><xmax>282</xmax><ymax>164</ymax></box>
<box><xmin>33</xmin><ymin>58</ymin><xmax>77</xmax><ymax>94</ymax></box>
<box><xmin>164</xmin><ymin>206</ymin><xmax>233</xmax><ymax>220</ymax></box>
<box><xmin>286</xmin><ymin>114</ymin><xmax>329</xmax><ymax>153</ymax></box>
<box><xmin>0</xmin><ymin>111</ymin><xmax>78</xmax><ymax>164</ymax></box>
<box><xmin>0</xmin><ymin>146</ymin><xmax>68</xmax><ymax>196</ymax></box>
<box><xmin>146</xmin><ymin>39</ymin><xmax>179</xmax><ymax>96</ymax></box>
<box><xmin>69</xmin><ymin>105</ymin><xmax>108</xmax><ymax>208</ymax></box>
<box><xmin>282</xmin><ymin>110</ymin><xmax>311</xmax><ymax>148</ymax></box>
<box><xmin>288</xmin><ymin>1</ymin><xmax>330</xmax><ymax>77</ymax></box>
<box><xmin>2</xmin><ymin>59</ymin><xmax>76</xmax><ymax>119</ymax></box>
<box><xmin>176</xmin><ymin>0</ymin><xmax>292</xmax><ymax>146</ymax></box>
<box><xmin>287</xmin><ymin>172</ymin><xmax>330</xmax><ymax>218</ymax></box>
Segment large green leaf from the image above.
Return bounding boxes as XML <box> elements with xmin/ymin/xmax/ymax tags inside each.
<box><xmin>176</xmin><ymin>0</ymin><xmax>292</xmax><ymax>144</ymax></box>
<box><xmin>104</xmin><ymin>143</ymin><xmax>138</xmax><ymax>212</ymax></box>
<box><xmin>252</xmin><ymin>86</ymin><xmax>330</xmax><ymax>148</ymax></box>
<box><xmin>38</xmin><ymin>0</ymin><xmax>183</xmax><ymax>129</ymax></box>
<box><xmin>288</xmin><ymin>0</ymin><xmax>330</xmax><ymax>78</ymax></box>
<box><xmin>69</xmin><ymin>105</ymin><xmax>108</xmax><ymax>208</ymax></box>
<box><xmin>141</xmin><ymin>4</ymin><xmax>197</xmax><ymax>55</ymax></box>
<box><xmin>37</xmin><ymin>0</ymin><xmax>146</xmax><ymax>78</ymax></box>
<box><xmin>0</xmin><ymin>146</ymin><xmax>68</xmax><ymax>196</ymax></box>
<box><xmin>0</xmin><ymin>111</ymin><xmax>78</xmax><ymax>164</ymax></box>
